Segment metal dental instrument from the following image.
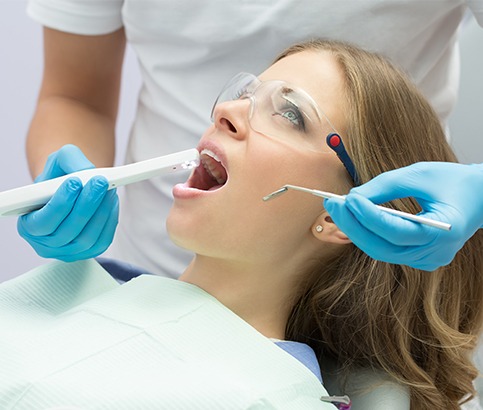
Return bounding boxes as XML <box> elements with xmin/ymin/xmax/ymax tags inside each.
<box><xmin>0</xmin><ymin>149</ymin><xmax>200</xmax><ymax>217</ymax></box>
<box><xmin>263</xmin><ymin>184</ymin><xmax>451</xmax><ymax>231</ymax></box>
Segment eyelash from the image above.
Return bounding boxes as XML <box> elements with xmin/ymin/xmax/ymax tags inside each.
<box><xmin>233</xmin><ymin>88</ymin><xmax>249</xmax><ymax>100</ymax></box>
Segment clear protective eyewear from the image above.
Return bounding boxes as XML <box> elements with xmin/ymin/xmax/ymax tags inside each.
<box><xmin>211</xmin><ymin>72</ymin><xmax>359</xmax><ymax>185</ymax></box>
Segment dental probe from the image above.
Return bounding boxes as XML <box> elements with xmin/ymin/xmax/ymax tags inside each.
<box><xmin>263</xmin><ymin>184</ymin><xmax>451</xmax><ymax>231</ymax></box>
<box><xmin>0</xmin><ymin>149</ymin><xmax>200</xmax><ymax>217</ymax></box>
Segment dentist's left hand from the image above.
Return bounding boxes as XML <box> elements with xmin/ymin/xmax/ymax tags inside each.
<box><xmin>17</xmin><ymin>145</ymin><xmax>119</xmax><ymax>262</ymax></box>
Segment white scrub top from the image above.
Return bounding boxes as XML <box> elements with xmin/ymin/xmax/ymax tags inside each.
<box><xmin>27</xmin><ymin>0</ymin><xmax>483</xmax><ymax>277</ymax></box>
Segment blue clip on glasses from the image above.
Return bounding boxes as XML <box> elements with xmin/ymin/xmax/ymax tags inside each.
<box><xmin>326</xmin><ymin>132</ymin><xmax>360</xmax><ymax>186</ymax></box>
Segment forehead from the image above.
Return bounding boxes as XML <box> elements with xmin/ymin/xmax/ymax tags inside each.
<box><xmin>258</xmin><ymin>50</ymin><xmax>347</xmax><ymax>133</ymax></box>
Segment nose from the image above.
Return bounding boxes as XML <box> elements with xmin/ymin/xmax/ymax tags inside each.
<box><xmin>212</xmin><ymin>99</ymin><xmax>251</xmax><ymax>140</ymax></box>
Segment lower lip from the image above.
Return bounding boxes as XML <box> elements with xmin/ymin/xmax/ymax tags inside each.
<box><xmin>172</xmin><ymin>183</ymin><xmax>218</xmax><ymax>199</ymax></box>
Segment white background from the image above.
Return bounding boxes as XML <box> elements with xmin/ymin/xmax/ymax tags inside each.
<box><xmin>0</xmin><ymin>0</ymin><xmax>482</xmax><ymax>282</ymax></box>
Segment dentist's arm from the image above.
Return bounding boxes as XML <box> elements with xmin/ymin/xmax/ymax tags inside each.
<box><xmin>324</xmin><ymin>162</ymin><xmax>483</xmax><ymax>271</ymax></box>
<box><xmin>18</xmin><ymin>27</ymin><xmax>126</xmax><ymax>261</ymax></box>
<box><xmin>27</xmin><ymin>27</ymin><xmax>125</xmax><ymax>175</ymax></box>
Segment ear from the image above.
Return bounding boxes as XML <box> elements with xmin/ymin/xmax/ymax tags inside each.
<box><xmin>311</xmin><ymin>211</ymin><xmax>352</xmax><ymax>245</ymax></box>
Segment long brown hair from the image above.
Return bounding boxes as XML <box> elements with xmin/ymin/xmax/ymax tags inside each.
<box><xmin>279</xmin><ymin>39</ymin><xmax>483</xmax><ymax>409</ymax></box>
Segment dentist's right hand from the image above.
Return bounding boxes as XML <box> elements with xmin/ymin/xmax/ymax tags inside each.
<box><xmin>17</xmin><ymin>145</ymin><xmax>119</xmax><ymax>262</ymax></box>
<box><xmin>324</xmin><ymin>161</ymin><xmax>483</xmax><ymax>271</ymax></box>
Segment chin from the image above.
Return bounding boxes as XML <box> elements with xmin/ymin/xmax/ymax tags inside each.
<box><xmin>165</xmin><ymin>210</ymin><xmax>204</xmax><ymax>254</ymax></box>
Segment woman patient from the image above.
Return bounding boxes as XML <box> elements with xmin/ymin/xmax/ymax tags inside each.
<box><xmin>1</xmin><ymin>39</ymin><xmax>482</xmax><ymax>410</ymax></box>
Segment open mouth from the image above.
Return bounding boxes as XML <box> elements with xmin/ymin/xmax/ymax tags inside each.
<box><xmin>187</xmin><ymin>149</ymin><xmax>228</xmax><ymax>191</ymax></box>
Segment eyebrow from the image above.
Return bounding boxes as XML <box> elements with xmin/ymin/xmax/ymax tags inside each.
<box><xmin>281</xmin><ymin>87</ymin><xmax>320</xmax><ymax>125</ymax></box>
<box><xmin>281</xmin><ymin>86</ymin><xmax>295</xmax><ymax>94</ymax></box>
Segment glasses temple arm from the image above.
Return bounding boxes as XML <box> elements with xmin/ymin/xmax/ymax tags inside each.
<box><xmin>326</xmin><ymin>133</ymin><xmax>360</xmax><ymax>186</ymax></box>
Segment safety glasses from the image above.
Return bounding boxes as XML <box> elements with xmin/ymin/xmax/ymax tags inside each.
<box><xmin>211</xmin><ymin>72</ymin><xmax>359</xmax><ymax>185</ymax></box>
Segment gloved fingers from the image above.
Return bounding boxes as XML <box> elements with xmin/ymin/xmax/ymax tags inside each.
<box><xmin>36</xmin><ymin>144</ymin><xmax>95</xmax><ymax>182</ymax></box>
<box><xmin>395</xmin><ymin>244</ymin><xmax>456</xmax><ymax>271</ymax></box>
<box><xmin>39</xmin><ymin>176</ymin><xmax>112</xmax><ymax>248</ymax></box>
<box><xmin>55</xmin><ymin>144</ymin><xmax>96</xmax><ymax>174</ymax></box>
<box><xmin>344</xmin><ymin>193</ymin><xmax>440</xmax><ymax>246</ymax></box>
<box><xmin>324</xmin><ymin>197</ymin><xmax>411</xmax><ymax>261</ymax></box>
<box><xmin>27</xmin><ymin>189</ymin><xmax>119</xmax><ymax>261</ymax></box>
<box><xmin>17</xmin><ymin>178</ymin><xmax>83</xmax><ymax>237</ymax></box>
<box><xmin>324</xmin><ymin>197</ymin><xmax>447</xmax><ymax>270</ymax></box>
<box><xmin>54</xmin><ymin>190</ymin><xmax>119</xmax><ymax>261</ymax></box>
<box><xmin>350</xmin><ymin>162</ymin><xmax>440</xmax><ymax>205</ymax></box>
<box><xmin>60</xmin><ymin>208</ymin><xmax>119</xmax><ymax>262</ymax></box>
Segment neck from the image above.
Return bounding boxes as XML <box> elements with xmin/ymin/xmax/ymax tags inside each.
<box><xmin>179</xmin><ymin>255</ymin><xmax>302</xmax><ymax>340</ymax></box>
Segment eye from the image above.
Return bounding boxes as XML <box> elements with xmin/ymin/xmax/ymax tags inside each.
<box><xmin>277</xmin><ymin>102</ymin><xmax>306</xmax><ymax>131</ymax></box>
<box><xmin>281</xmin><ymin>108</ymin><xmax>301</xmax><ymax>126</ymax></box>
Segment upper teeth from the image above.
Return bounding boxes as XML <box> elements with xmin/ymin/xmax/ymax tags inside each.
<box><xmin>201</xmin><ymin>149</ymin><xmax>221</xmax><ymax>162</ymax></box>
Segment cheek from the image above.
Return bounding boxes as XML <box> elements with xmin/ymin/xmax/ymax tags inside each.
<box><xmin>246</xmin><ymin>147</ymin><xmax>344</xmax><ymax>197</ymax></box>
<box><xmin>232</xmin><ymin>149</ymin><xmax>332</xmax><ymax>225</ymax></box>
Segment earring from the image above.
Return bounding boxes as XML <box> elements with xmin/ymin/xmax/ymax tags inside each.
<box><xmin>315</xmin><ymin>225</ymin><xmax>324</xmax><ymax>233</ymax></box>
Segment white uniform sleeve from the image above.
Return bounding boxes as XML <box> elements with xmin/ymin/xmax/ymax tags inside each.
<box><xmin>467</xmin><ymin>0</ymin><xmax>483</xmax><ymax>27</ymax></box>
<box><xmin>27</xmin><ymin>0</ymin><xmax>123</xmax><ymax>35</ymax></box>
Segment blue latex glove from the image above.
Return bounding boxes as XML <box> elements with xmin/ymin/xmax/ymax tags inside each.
<box><xmin>324</xmin><ymin>162</ymin><xmax>483</xmax><ymax>271</ymax></box>
<box><xmin>17</xmin><ymin>145</ymin><xmax>119</xmax><ymax>262</ymax></box>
